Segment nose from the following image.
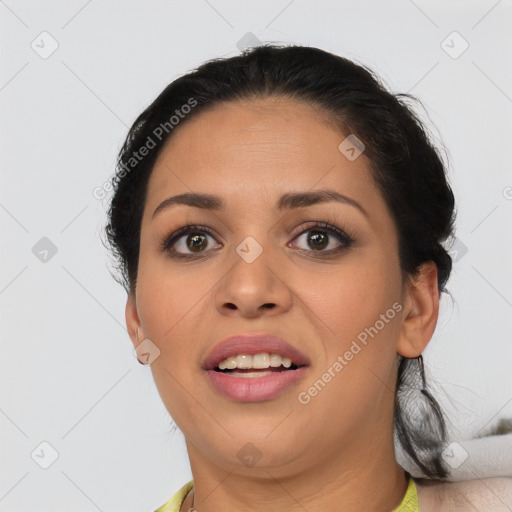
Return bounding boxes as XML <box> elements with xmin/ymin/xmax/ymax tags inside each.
<box><xmin>214</xmin><ymin>245</ymin><xmax>293</xmax><ymax>318</ymax></box>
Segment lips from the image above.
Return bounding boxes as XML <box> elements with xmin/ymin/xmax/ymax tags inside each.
<box><xmin>202</xmin><ymin>333</ymin><xmax>311</xmax><ymax>371</ymax></box>
<box><xmin>202</xmin><ymin>333</ymin><xmax>310</xmax><ymax>402</ymax></box>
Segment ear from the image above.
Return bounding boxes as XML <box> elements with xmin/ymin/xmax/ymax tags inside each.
<box><xmin>125</xmin><ymin>292</ymin><xmax>143</xmax><ymax>350</ymax></box>
<box><xmin>397</xmin><ymin>261</ymin><xmax>440</xmax><ymax>358</ymax></box>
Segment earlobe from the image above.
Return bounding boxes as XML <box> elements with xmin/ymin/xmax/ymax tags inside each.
<box><xmin>397</xmin><ymin>261</ymin><xmax>440</xmax><ymax>359</ymax></box>
<box><xmin>125</xmin><ymin>293</ymin><xmax>143</xmax><ymax>349</ymax></box>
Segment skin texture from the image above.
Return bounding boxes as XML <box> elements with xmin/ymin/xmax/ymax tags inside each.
<box><xmin>125</xmin><ymin>98</ymin><xmax>441</xmax><ymax>511</ymax></box>
<box><xmin>416</xmin><ymin>477</ymin><xmax>512</xmax><ymax>511</ymax></box>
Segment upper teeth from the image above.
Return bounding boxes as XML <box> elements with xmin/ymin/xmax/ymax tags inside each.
<box><xmin>217</xmin><ymin>353</ymin><xmax>292</xmax><ymax>370</ymax></box>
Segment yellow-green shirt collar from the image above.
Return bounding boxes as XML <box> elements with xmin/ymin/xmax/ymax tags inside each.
<box><xmin>155</xmin><ymin>477</ymin><xmax>419</xmax><ymax>512</ymax></box>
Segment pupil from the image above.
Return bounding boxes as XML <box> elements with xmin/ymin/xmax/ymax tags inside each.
<box><xmin>309</xmin><ymin>231</ymin><xmax>328</xmax><ymax>250</ymax></box>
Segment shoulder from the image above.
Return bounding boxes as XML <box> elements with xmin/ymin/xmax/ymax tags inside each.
<box><xmin>416</xmin><ymin>477</ymin><xmax>512</xmax><ymax>511</ymax></box>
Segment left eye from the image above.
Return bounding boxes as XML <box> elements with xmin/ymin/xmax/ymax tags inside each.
<box><xmin>289</xmin><ymin>222</ymin><xmax>354</xmax><ymax>253</ymax></box>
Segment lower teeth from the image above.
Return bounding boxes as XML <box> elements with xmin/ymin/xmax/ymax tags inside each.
<box><xmin>215</xmin><ymin>364</ymin><xmax>297</xmax><ymax>374</ymax></box>
<box><xmin>224</xmin><ymin>370</ymin><xmax>280</xmax><ymax>378</ymax></box>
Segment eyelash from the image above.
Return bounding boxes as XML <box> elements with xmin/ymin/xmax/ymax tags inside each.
<box><xmin>160</xmin><ymin>221</ymin><xmax>355</xmax><ymax>260</ymax></box>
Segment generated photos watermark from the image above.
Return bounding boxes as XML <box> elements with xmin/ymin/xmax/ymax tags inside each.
<box><xmin>298</xmin><ymin>301</ymin><xmax>403</xmax><ymax>405</ymax></box>
<box><xmin>93</xmin><ymin>97</ymin><xmax>198</xmax><ymax>201</ymax></box>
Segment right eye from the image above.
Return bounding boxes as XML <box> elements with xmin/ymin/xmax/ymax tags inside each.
<box><xmin>161</xmin><ymin>224</ymin><xmax>222</xmax><ymax>259</ymax></box>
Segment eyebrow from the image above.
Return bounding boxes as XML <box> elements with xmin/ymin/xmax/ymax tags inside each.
<box><xmin>152</xmin><ymin>189</ymin><xmax>368</xmax><ymax>220</ymax></box>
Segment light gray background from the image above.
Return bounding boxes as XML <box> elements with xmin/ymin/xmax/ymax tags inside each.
<box><xmin>1</xmin><ymin>0</ymin><xmax>511</xmax><ymax>510</ymax></box>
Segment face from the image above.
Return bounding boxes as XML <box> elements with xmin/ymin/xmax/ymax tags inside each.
<box><xmin>126</xmin><ymin>97</ymin><xmax>438</xmax><ymax>479</ymax></box>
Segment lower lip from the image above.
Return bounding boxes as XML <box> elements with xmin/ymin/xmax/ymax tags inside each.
<box><xmin>205</xmin><ymin>367</ymin><xmax>308</xmax><ymax>402</ymax></box>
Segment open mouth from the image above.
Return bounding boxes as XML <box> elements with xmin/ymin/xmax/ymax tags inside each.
<box><xmin>202</xmin><ymin>334</ymin><xmax>310</xmax><ymax>400</ymax></box>
<box><xmin>212</xmin><ymin>353</ymin><xmax>303</xmax><ymax>377</ymax></box>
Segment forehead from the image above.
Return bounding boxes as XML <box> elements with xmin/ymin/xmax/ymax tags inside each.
<box><xmin>146</xmin><ymin>97</ymin><xmax>381</xmax><ymax>216</ymax></box>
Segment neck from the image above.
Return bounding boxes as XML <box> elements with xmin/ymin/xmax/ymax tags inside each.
<box><xmin>183</xmin><ymin>434</ymin><xmax>408</xmax><ymax>512</ymax></box>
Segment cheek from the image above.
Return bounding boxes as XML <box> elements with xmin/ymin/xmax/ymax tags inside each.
<box><xmin>135</xmin><ymin>260</ymin><xmax>211</xmax><ymax>428</ymax></box>
<box><xmin>291</xmin><ymin>252</ymin><xmax>401</xmax><ymax>345</ymax></box>
<box><xmin>136</xmin><ymin>252</ymin><xmax>213</xmax><ymax>342</ymax></box>
<box><xmin>291</xmin><ymin>252</ymin><xmax>402</xmax><ymax>411</ymax></box>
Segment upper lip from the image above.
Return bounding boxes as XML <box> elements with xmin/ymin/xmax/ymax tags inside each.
<box><xmin>202</xmin><ymin>333</ymin><xmax>311</xmax><ymax>370</ymax></box>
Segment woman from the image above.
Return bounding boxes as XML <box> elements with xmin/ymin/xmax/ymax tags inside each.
<box><xmin>105</xmin><ymin>45</ymin><xmax>512</xmax><ymax>511</ymax></box>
